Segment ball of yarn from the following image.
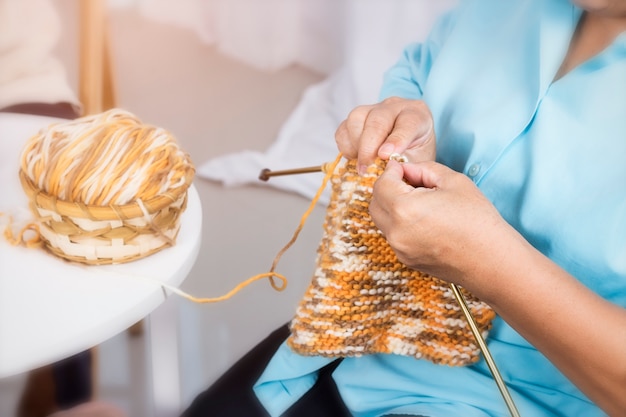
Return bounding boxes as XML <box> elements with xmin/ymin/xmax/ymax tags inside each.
<box><xmin>20</xmin><ymin>109</ymin><xmax>194</xmax><ymax>207</ymax></box>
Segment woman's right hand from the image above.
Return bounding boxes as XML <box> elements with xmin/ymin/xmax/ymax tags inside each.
<box><xmin>335</xmin><ymin>96</ymin><xmax>436</xmax><ymax>174</ymax></box>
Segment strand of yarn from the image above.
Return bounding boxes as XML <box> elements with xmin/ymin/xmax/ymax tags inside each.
<box><xmin>1</xmin><ymin>209</ymin><xmax>287</xmax><ymax>303</ymax></box>
<box><xmin>266</xmin><ymin>153</ymin><xmax>343</xmax><ymax>288</ymax></box>
<box><xmin>171</xmin><ymin>152</ymin><xmax>343</xmax><ymax>302</ymax></box>
<box><xmin>10</xmin><ymin>224</ymin><xmax>41</xmax><ymax>248</ymax></box>
<box><xmin>3</xmin><ymin>152</ymin><xmax>342</xmax><ymax>304</ymax></box>
<box><xmin>1</xmin><ymin>213</ymin><xmax>42</xmax><ymax>248</ymax></box>
<box><xmin>140</xmin><ymin>272</ymin><xmax>287</xmax><ymax>303</ymax></box>
<box><xmin>20</xmin><ymin>109</ymin><xmax>193</xmax><ymax>206</ymax></box>
<box><xmin>136</xmin><ymin>198</ymin><xmax>175</xmax><ymax>247</ymax></box>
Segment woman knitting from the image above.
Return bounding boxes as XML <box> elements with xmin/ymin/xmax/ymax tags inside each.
<box><xmin>183</xmin><ymin>0</ymin><xmax>626</xmax><ymax>416</ymax></box>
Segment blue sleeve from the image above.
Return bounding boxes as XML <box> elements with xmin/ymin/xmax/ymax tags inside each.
<box><xmin>379</xmin><ymin>8</ymin><xmax>459</xmax><ymax>101</ymax></box>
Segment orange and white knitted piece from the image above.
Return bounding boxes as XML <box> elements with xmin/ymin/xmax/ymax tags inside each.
<box><xmin>287</xmin><ymin>159</ymin><xmax>496</xmax><ymax>366</ymax></box>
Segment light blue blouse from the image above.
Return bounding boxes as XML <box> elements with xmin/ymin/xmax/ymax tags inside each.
<box><xmin>254</xmin><ymin>0</ymin><xmax>626</xmax><ymax>416</ymax></box>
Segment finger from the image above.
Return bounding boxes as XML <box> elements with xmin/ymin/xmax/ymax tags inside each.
<box><xmin>372</xmin><ymin>159</ymin><xmax>414</xmax><ymax>202</ymax></box>
<box><xmin>358</xmin><ymin>106</ymin><xmax>397</xmax><ymax>172</ymax></box>
<box><xmin>368</xmin><ymin>192</ymin><xmax>389</xmax><ymax>235</ymax></box>
<box><xmin>401</xmin><ymin>161</ymin><xmax>452</xmax><ymax>189</ymax></box>
<box><xmin>335</xmin><ymin>120</ymin><xmax>358</xmax><ymax>159</ymax></box>
<box><xmin>345</xmin><ymin>105</ymin><xmax>371</xmax><ymax>140</ymax></box>
<box><xmin>379</xmin><ymin>103</ymin><xmax>434</xmax><ymax>161</ymax></box>
<box><xmin>336</xmin><ymin>105</ymin><xmax>372</xmax><ymax>161</ymax></box>
<box><xmin>370</xmin><ymin>160</ymin><xmax>412</xmax><ymax>234</ymax></box>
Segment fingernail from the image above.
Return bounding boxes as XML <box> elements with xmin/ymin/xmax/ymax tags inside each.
<box><xmin>358</xmin><ymin>164</ymin><xmax>368</xmax><ymax>175</ymax></box>
<box><xmin>379</xmin><ymin>143</ymin><xmax>395</xmax><ymax>157</ymax></box>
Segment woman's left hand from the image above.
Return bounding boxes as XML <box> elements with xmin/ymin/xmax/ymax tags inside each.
<box><xmin>370</xmin><ymin>160</ymin><xmax>518</xmax><ymax>294</ymax></box>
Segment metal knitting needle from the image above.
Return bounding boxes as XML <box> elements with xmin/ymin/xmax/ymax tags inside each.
<box><xmin>390</xmin><ymin>151</ymin><xmax>520</xmax><ymax>416</ymax></box>
<box><xmin>449</xmin><ymin>283</ymin><xmax>521</xmax><ymax>417</ymax></box>
<box><xmin>258</xmin><ymin>165</ymin><xmax>324</xmax><ymax>181</ymax></box>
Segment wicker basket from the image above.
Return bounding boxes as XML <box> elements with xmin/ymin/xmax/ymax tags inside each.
<box><xmin>18</xmin><ymin>109</ymin><xmax>195</xmax><ymax>265</ymax></box>
<box><xmin>18</xmin><ymin>169</ymin><xmax>193</xmax><ymax>265</ymax></box>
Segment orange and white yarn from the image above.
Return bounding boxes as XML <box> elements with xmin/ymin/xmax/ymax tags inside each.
<box><xmin>287</xmin><ymin>159</ymin><xmax>496</xmax><ymax>366</ymax></box>
<box><xmin>18</xmin><ymin>109</ymin><xmax>194</xmax><ymax>264</ymax></box>
<box><xmin>21</xmin><ymin>109</ymin><xmax>191</xmax><ymax>206</ymax></box>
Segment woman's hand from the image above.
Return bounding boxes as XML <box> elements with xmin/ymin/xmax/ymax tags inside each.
<box><xmin>335</xmin><ymin>97</ymin><xmax>436</xmax><ymax>174</ymax></box>
<box><xmin>371</xmin><ymin>161</ymin><xmax>626</xmax><ymax>416</ymax></box>
<box><xmin>369</xmin><ymin>160</ymin><xmax>518</xmax><ymax>294</ymax></box>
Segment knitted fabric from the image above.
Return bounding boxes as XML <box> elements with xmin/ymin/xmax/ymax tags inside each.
<box><xmin>287</xmin><ymin>159</ymin><xmax>496</xmax><ymax>366</ymax></box>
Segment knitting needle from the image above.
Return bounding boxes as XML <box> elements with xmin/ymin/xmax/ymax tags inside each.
<box><xmin>260</xmin><ymin>155</ymin><xmax>520</xmax><ymax>416</ymax></box>
<box><xmin>259</xmin><ymin>153</ymin><xmax>409</xmax><ymax>181</ymax></box>
<box><xmin>258</xmin><ymin>154</ymin><xmax>408</xmax><ymax>182</ymax></box>
<box><xmin>258</xmin><ymin>165</ymin><xmax>324</xmax><ymax>181</ymax></box>
<box><xmin>449</xmin><ymin>283</ymin><xmax>521</xmax><ymax>417</ymax></box>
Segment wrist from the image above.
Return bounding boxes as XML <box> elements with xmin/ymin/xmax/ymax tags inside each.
<box><xmin>457</xmin><ymin>221</ymin><xmax>534</xmax><ymax>307</ymax></box>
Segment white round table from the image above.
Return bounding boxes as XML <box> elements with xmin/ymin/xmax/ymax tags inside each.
<box><xmin>0</xmin><ymin>113</ymin><xmax>202</xmax><ymax>412</ymax></box>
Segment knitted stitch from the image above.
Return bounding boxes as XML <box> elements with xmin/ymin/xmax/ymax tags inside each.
<box><xmin>287</xmin><ymin>159</ymin><xmax>496</xmax><ymax>366</ymax></box>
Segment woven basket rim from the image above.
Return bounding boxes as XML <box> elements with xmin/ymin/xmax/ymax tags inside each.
<box><xmin>19</xmin><ymin>169</ymin><xmax>194</xmax><ymax>221</ymax></box>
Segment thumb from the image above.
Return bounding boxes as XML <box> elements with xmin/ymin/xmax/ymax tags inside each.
<box><xmin>373</xmin><ymin>160</ymin><xmax>415</xmax><ymax>198</ymax></box>
<box><xmin>401</xmin><ymin>161</ymin><xmax>451</xmax><ymax>189</ymax></box>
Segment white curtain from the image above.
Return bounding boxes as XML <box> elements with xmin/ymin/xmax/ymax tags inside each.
<box><xmin>112</xmin><ymin>0</ymin><xmax>458</xmax><ymax>202</ymax></box>
<box><xmin>112</xmin><ymin>0</ymin><xmax>346</xmax><ymax>74</ymax></box>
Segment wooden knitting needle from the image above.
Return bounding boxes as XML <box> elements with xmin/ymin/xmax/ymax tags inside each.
<box><xmin>258</xmin><ymin>165</ymin><xmax>324</xmax><ymax>181</ymax></box>
<box><xmin>258</xmin><ymin>154</ymin><xmax>408</xmax><ymax>181</ymax></box>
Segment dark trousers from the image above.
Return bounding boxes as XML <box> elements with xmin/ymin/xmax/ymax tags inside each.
<box><xmin>52</xmin><ymin>351</ymin><xmax>93</xmax><ymax>408</ymax></box>
<box><xmin>17</xmin><ymin>351</ymin><xmax>93</xmax><ymax>417</ymax></box>
<box><xmin>181</xmin><ymin>324</ymin><xmax>352</xmax><ymax>417</ymax></box>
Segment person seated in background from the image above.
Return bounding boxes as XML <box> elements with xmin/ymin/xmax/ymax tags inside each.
<box><xmin>0</xmin><ymin>0</ymin><xmax>80</xmax><ymax>119</ymax></box>
<box><xmin>181</xmin><ymin>0</ymin><xmax>626</xmax><ymax>416</ymax></box>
